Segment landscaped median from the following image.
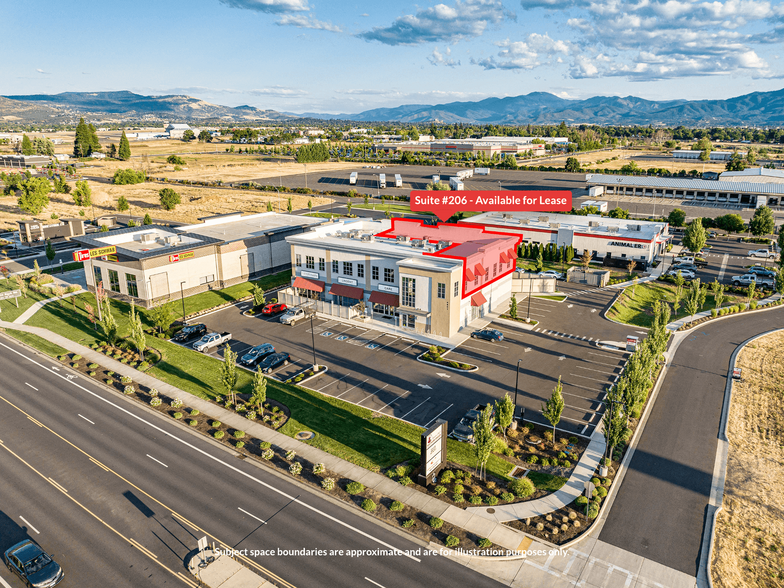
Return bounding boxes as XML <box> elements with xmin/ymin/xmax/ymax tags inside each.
<box><xmin>417</xmin><ymin>346</ymin><xmax>477</xmax><ymax>372</ymax></box>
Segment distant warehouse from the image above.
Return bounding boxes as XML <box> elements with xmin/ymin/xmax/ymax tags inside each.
<box><xmin>672</xmin><ymin>150</ymin><xmax>739</xmax><ymax>161</ymax></box>
<box><xmin>72</xmin><ymin>212</ymin><xmax>326</xmax><ymax>308</ymax></box>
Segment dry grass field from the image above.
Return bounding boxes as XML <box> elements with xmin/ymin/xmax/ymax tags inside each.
<box><xmin>711</xmin><ymin>329</ymin><xmax>784</xmax><ymax>588</ymax></box>
<box><xmin>543</xmin><ymin>148</ymin><xmax>732</xmax><ymax>174</ymax></box>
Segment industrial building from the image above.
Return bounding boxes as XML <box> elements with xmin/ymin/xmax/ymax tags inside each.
<box><xmin>586</xmin><ymin>174</ymin><xmax>784</xmax><ymax>207</ymax></box>
<box><xmin>18</xmin><ymin>218</ymin><xmax>86</xmax><ymax>243</ymax></box>
<box><xmin>388</xmin><ymin>137</ymin><xmax>546</xmax><ymax>158</ymax></box>
<box><xmin>459</xmin><ymin>211</ymin><xmax>669</xmax><ymax>268</ymax></box>
<box><xmin>72</xmin><ymin>213</ymin><xmax>325</xmax><ymax>308</ymax></box>
<box><xmin>719</xmin><ymin>167</ymin><xmax>784</xmax><ymax>184</ymax></box>
<box><xmin>0</xmin><ymin>154</ymin><xmax>52</xmax><ymax>168</ymax></box>
<box><xmin>282</xmin><ymin>218</ymin><xmax>521</xmax><ymax>338</ymax></box>
<box><xmin>672</xmin><ymin>150</ymin><xmax>738</xmax><ymax>161</ymax></box>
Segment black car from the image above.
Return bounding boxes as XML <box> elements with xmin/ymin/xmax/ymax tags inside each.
<box><xmin>239</xmin><ymin>343</ymin><xmax>276</xmax><ymax>367</ymax></box>
<box><xmin>4</xmin><ymin>540</ymin><xmax>63</xmax><ymax>588</ymax></box>
<box><xmin>670</xmin><ymin>263</ymin><xmax>698</xmax><ymax>273</ymax></box>
<box><xmin>172</xmin><ymin>323</ymin><xmax>207</xmax><ymax>343</ymax></box>
<box><xmin>470</xmin><ymin>328</ymin><xmax>504</xmax><ymax>342</ymax></box>
<box><xmin>259</xmin><ymin>352</ymin><xmax>290</xmax><ymax>374</ymax></box>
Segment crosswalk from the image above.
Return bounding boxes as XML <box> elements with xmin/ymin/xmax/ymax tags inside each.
<box><xmin>562</xmin><ymin>285</ymin><xmax>615</xmax><ymax>298</ymax></box>
<box><xmin>534</xmin><ymin>327</ymin><xmax>597</xmax><ymax>341</ymax></box>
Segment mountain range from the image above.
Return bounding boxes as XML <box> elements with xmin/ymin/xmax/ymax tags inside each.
<box><xmin>2</xmin><ymin>88</ymin><xmax>784</xmax><ymax>126</ymax></box>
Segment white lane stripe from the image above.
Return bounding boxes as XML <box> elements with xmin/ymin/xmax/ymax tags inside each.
<box><xmin>316</xmin><ymin>372</ymin><xmax>351</xmax><ymax>391</ymax></box>
<box><xmin>423</xmin><ymin>404</ymin><xmax>454</xmax><ymax>429</ymax></box>
<box><xmin>401</xmin><ymin>397</ymin><xmax>431</xmax><ymax>419</ymax></box>
<box><xmin>0</xmin><ymin>340</ymin><xmax>421</xmax><ymax>563</ymax></box>
<box><xmin>25</xmin><ymin>383</ymin><xmax>38</xmax><ymax>391</ymax></box>
<box><xmin>238</xmin><ymin>507</ymin><xmax>266</xmax><ymax>524</ymax></box>
<box><xmin>19</xmin><ymin>516</ymin><xmax>40</xmax><ymax>534</ymax></box>
<box><xmin>365</xmin><ymin>579</ymin><xmax>386</xmax><ymax>588</ymax></box>
<box><xmin>393</xmin><ymin>342</ymin><xmax>418</xmax><ymax>356</ymax></box>
<box><xmin>335</xmin><ymin>378</ymin><xmax>370</xmax><ymax>399</ymax></box>
<box><xmin>146</xmin><ymin>454</ymin><xmax>169</xmax><ymax>468</ymax></box>
<box><xmin>78</xmin><ymin>414</ymin><xmax>95</xmax><ymax>425</ymax></box>
<box><xmin>0</xmin><ymin>573</ymin><xmax>13</xmax><ymax>588</ymax></box>
<box><xmin>356</xmin><ymin>384</ymin><xmax>389</xmax><ymax>405</ymax></box>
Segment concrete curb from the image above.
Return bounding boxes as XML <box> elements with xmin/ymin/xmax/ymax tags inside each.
<box><xmin>417</xmin><ymin>350</ymin><xmax>478</xmax><ymax>372</ymax></box>
<box><xmin>492</xmin><ymin>316</ymin><xmax>539</xmax><ymax>331</ymax></box>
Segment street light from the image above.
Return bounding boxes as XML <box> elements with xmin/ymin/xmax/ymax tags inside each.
<box><xmin>180</xmin><ymin>281</ymin><xmax>186</xmax><ymax>322</ymax></box>
<box><xmin>514</xmin><ymin>359</ymin><xmax>523</xmax><ymax>423</ymax></box>
<box><xmin>310</xmin><ymin>314</ymin><xmax>317</xmax><ymax>369</ymax></box>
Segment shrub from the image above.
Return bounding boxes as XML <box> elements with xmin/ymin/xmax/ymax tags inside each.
<box><xmin>213</xmin><ymin>430</ymin><xmax>224</xmax><ymax>439</ymax></box>
<box><xmin>235</xmin><ymin>441</ymin><xmax>245</xmax><ymax>449</ymax></box>
<box><xmin>501</xmin><ymin>492</ymin><xmax>514</xmax><ymax>502</ymax></box>
<box><xmin>453</xmin><ymin>484</ymin><xmax>464</xmax><ymax>494</ymax></box>
<box><xmin>386</xmin><ymin>470</ymin><xmax>397</xmax><ymax>479</ymax></box>
<box><xmin>454</xmin><ymin>470</ymin><xmax>464</xmax><ymax>479</ymax></box>
<box><xmin>526</xmin><ymin>455</ymin><xmax>538</xmax><ymax>464</ymax></box>
<box><xmin>233</xmin><ymin>430</ymin><xmax>246</xmax><ymax>439</ymax></box>
<box><xmin>107</xmin><ymin>370</ymin><xmax>114</xmax><ymax>377</ymax></box>
<box><xmin>171</xmin><ymin>398</ymin><xmax>183</xmax><ymax>409</ymax></box>
<box><xmin>750</xmin><ymin>301</ymin><xmax>757</xmax><ymax>310</ymax></box>
<box><xmin>71</xmin><ymin>354</ymin><xmax>82</xmax><ymax>361</ymax></box>
<box><xmin>469</xmin><ymin>495</ymin><xmax>482</xmax><ymax>505</ymax></box>
<box><xmin>402</xmin><ymin>519</ymin><xmax>415</xmax><ymax>528</ymax></box>
<box><xmin>259</xmin><ymin>441</ymin><xmax>271</xmax><ymax>450</ymax></box>
<box><xmin>147</xmin><ymin>387</ymin><xmax>157</xmax><ymax>397</ymax></box>
<box><xmin>321</xmin><ymin>477</ymin><xmax>335</xmax><ymax>490</ymax></box>
<box><xmin>576</xmin><ymin>496</ymin><xmax>589</xmax><ymax>506</ymax></box>
<box><xmin>540</xmin><ymin>458</ymin><xmax>550</xmax><ymax>466</ymax></box>
<box><xmin>429</xmin><ymin>517</ymin><xmax>444</xmax><ymax>529</ymax></box>
<box><xmin>88</xmin><ymin>363</ymin><xmax>98</xmax><ymax>369</ymax></box>
<box><xmin>478</xmin><ymin>538</ymin><xmax>492</xmax><ymax>549</ymax></box>
<box><xmin>398</xmin><ymin>476</ymin><xmax>412</xmax><ymax>486</ymax></box>
<box><xmin>120</xmin><ymin>375</ymin><xmax>132</xmax><ymax>384</ymax></box>
<box><xmin>485</xmin><ymin>495</ymin><xmax>499</xmax><ymax>505</ymax></box>
<box><xmin>439</xmin><ymin>470</ymin><xmax>454</xmax><ymax>483</ymax></box>
<box><xmin>509</xmin><ymin>478</ymin><xmax>535</xmax><ymax>498</ymax></box>
<box><xmin>558</xmin><ymin>451</ymin><xmax>567</xmax><ymax>459</ymax></box>
<box><xmin>536</xmin><ymin>523</ymin><xmax>545</xmax><ymax>531</ymax></box>
<box><xmin>150</xmin><ymin>397</ymin><xmax>162</xmax><ymax>407</ymax></box>
<box><xmin>285</xmin><ymin>450</ymin><xmax>296</xmax><ymax>460</ymax></box>
<box><xmin>711</xmin><ymin>309</ymin><xmax>718</xmax><ymax>317</ymax></box>
<box><xmin>313</xmin><ymin>463</ymin><xmax>325</xmax><ymax>475</ymax></box>
<box><xmin>395</xmin><ymin>465</ymin><xmax>408</xmax><ymax>477</ymax></box>
<box><xmin>586</xmin><ymin>502</ymin><xmax>600</xmax><ymax>519</ymax></box>
<box><xmin>596</xmin><ymin>486</ymin><xmax>608</xmax><ymax>498</ymax></box>
<box><xmin>434</xmin><ymin>485</ymin><xmax>447</xmax><ymax>495</ymax></box>
<box><xmin>543</xmin><ymin>430</ymin><xmax>553</xmax><ymax>441</ymax></box>
<box><xmin>139</xmin><ymin>361</ymin><xmax>150</xmax><ymax>370</ymax></box>
<box><xmin>188</xmin><ymin>419</ymin><xmax>197</xmax><ymax>427</ymax></box>
<box><xmin>262</xmin><ymin>448</ymin><xmax>274</xmax><ymax>460</ymax></box>
<box><xmin>445</xmin><ymin>535</ymin><xmax>459</xmax><ymax>548</ymax></box>
<box><xmin>211</xmin><ymin>421</ymin><xmax>221</xmax><ymax>428</ymax></box>
<box><xmin>88</xmin><ymin>371</ymin><xmax>96</xmax><ymax>377</ymax></box>
<box><xmin>173</xmin><ymin>412</ymin><xmax>183</xmax><ymax>419</ymax></box>
<box><xmin>346</xmin><ymin>481</ymin><xmax>365</xmax><ymax>495</ymax></box>
<box><xmin>452</xmin><ymin>491</ymin><xmax>465</xmax><ymax>503</ymax></box>
<box><xmin>568</xmin><ymin>436</ymin><xmax>578</xmax><ymax>444</ymax></box>
<box><xmin>190</xmin><ymin>409</ymin><xmax>200</xmax><ymax>416</ymax></box>
<box><xmin>289</xmin><ymin>462</ymin><xmax>302</xmax><ymax>476</ymax></box>
<box><xmin>357</xmin><ymin>498</ymin><xmax>375</xmax><ymax>513</ymax></box>
<box><xmin>503</xmin><ymin>447</ymin><xmax>515</xmax><ymax>457</ymax></box>
<box><xmin>562</xmin><ymin>460</ymin><xmax>571</xmax><ymax>468</ymax></box>
<box><xmin>630</xmin><ymin>407</ymin><xmax>641</xmax><ymax>419</ymax></box>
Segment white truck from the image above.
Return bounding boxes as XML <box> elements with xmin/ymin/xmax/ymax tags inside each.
<box><xmin>193</xmin><ymin>332</ymin><xmax>232</xmax><ymax>353</ymax></box>
<box><xmin>748</xmin><ymin>249</ymin><xmax>776</xmax><ymax>259</ymax></box>
<box><xmin>588</xmin><ymin>186</ymin><xmax>605</xmax><ymax>197</ymax></box>
<box><xmin>379</xmin><ymin>174</ymin><xmax>386</xmax><ymax>189</ymax></box>
<box><xmin>280</xmin><ymin>306</ymin><xmax>315</xmax><ymax>326</ymax></box>
<box><xmin>449</xmin><ymin>177</ymin><xmax>464</xmax><ymax>190</ymax></box>
<box><xmin>394</xmin><ymin>174</ymin><xmax>402</xmax><ymax>188</ymax></box>
<box><xmin>731</xmin><ymin>273</ymin><xmax>775</xmax><ymax>288</ymax></box>
<box><xmin>474</xmin><ymin>168</ymin><xmax>490</xmax><ymax>176</ymax></box>
<box><xmin>431</xmin><ymin>174</ymin><xmax>440</xmax><ymax>184</ymax></box>
<box><xmin>349</xmin><ymin>172</ymin><xmax>357</xmax><ymax>185</ymax></box>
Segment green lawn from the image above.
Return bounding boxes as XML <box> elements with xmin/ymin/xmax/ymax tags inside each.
<box><xmin>607</xmin><ymin>282</ymin><xmax>744</xmax><ymax>327</ymax></box>
<box><xmin>353</xmin><ymin>203</ymin><xmax>430</xmax><ymax>216</ymax></box>
<box><xmin>43</xmin><ymin>261</ymin><xmax>84</xmax><ymax>274</ymax></box>
<box><xmin>304</xmin><ymin>212</ymin><xmax>343</xmax><ymax>219</ymax></box>
<box><xmin>533</xmin><ymin>294</ymin><xmax>567</xmax><ymax>302</ymax></box>
<box><xmin>0</xmin><ymin>280</ymin><xmax>54</xmax><ymax>323</ymax></box>
<box><xmin>180</xmin><ymin>271</ymin><xmax>292</xmax><ymax>317</ymax></box>
<box><xmin>3</xmin><ymin>329</ymin><xmax>68</xmax><ymax>357</ymax></box>
<box><xmin>528</xmin><ymin>471</ymin><xmax>568</xmax><ymax>492</ymax></box>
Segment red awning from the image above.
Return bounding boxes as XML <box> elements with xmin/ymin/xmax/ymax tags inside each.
<box><xmin>465</xmin><ymin>267</ymin><xmax>475</xmax><ymax>281</ymax></box>
<box><xmin>329</xmin><ymin>283</ymin><xmax>364</xmax><ymax>299</ymax></box>
<box><xmin>500</xmin><ymin>251</ymin><xmax>509</xmax><ymax>264</ymax></box>
<box><xmin>369</xmin><ymin>290</ymin><xmax>399</xmax><ymax>307</ymax></box>
<box><xmin>292</xmin><ymin>276</ymin><xmax>325</xmax><ymax>292</ymax></box>
<box><xmin>474</xmin><ymin>263</ymin><xmax>486</xmax><ymax>276</ymax></box>
<box><xmin>470</xmin><ymin>292</ymin><xmax>487</xmax><ymax>307</ymax></box>
<box><xmin>508</xmin><ymin>247</ymin><xmax>517</xmax><ymax>260</ymax></box>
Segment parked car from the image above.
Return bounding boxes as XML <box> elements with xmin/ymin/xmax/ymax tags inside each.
<box><xmin>193</xmin><ymin>332</ymin><xmax>232</xmax><ymax>353</ymax></box>
<box><xmin>470</xmin><ymin>328</ymin><xmax>504</xmax><ymax>342</ymax></box>
<box><xmin>670</xmin><ymin>263</ymin><xmax>698</xmax><ymax>273</ymax></box>
<box><xmin>675</xmin><ymin>255</ymin><xmax>708</xmax><ymax>267</ymax></box>
<box><xmin>4</xmin><ymin>540</ymin><xmax>63</xmax><ymax>588</ymax></box>
<box><xmin>259</xmin><ymin>352</ymin><xmax>290</xmax><ymax>374</ymax></box>
<box><xmin>280</xmin><ymin>306</ymin><xmax>315</xmax><ymax>326</ymax></box>
<box><xmin>732</xmin><ymin>273</ymin><xmax>774</xmax><ymax>288</ymax></box>
<box><xmin>172</xmin><ymin>323</ymin><xmax>206</xmax><ymax>343</ymax></box>
<box><xmin>449</xmin><ymin>404</ymin><xmax>497</xmax><ymax>443</ymax></box>
<box><xmin>239</xmin><ymin>343</ymin><xmax>276</xmax><ymax>367</ymax></box>
<box><xmin>707</xmin><ymin>231</ymin><xmax>718</xmax><ymax>238</ymax></box>
<box><xmin>746</xmin><ymin>265</ymin><xmax>776</xmax><ymax>278</ymax></box>
<box><xmin>666</xmin><ymin>269</ymin><xmax>696</xmax><ymax>280</ymax></box>
<box><xmin>748</xmin><ymin>249</ymin><xmax>776</xmax><ymax>259</ymax></box>
<box><xmin>538</xmin><ymin>270</ymin><xmax>564</xmax><ymax>280</ymax></box>
<box><xmin>261</xmin><ymin>302</ymin><xmax>288</xmax><ymax>315</ymax></box>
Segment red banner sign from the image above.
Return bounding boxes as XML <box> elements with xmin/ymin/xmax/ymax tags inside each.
<box><xmin>410</xmin><ymin>190</ymin><xmax>572</xmax><ymax>222</ymax></box>
<box><xmin>73</xmin><ymin>249</ymin><xmax>91</xmax><ymax>262</ymax></box>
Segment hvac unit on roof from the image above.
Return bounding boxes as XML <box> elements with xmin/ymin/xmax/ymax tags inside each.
<box><xmin>538</xmin><ymin>216</ymin><xmax>549</xmax><ymax>223</ymax></box>
<box><xmin>519</xmin><ymin>219</ymin><xmax>530</xmax><ymax>225</ymax></box>
<box><xmin>165</xmin><ymin>235</ymin><xmax>180</xmax><ymax>245</ymax></box>
<box><xmin>607</xmin><ymin>226</ymin><xmax>620</xmax><ymax>233</ymax></box>
<box><xmin>397</xmin><ymin>235</ymin><xmax>409</xmax><ymax>243</ymax></box>
<box><xmin>437</xmin><ymin>240</ymin><xmax>452</xmax><ymax>249</ymax></box>
<box><xmin>411</xmin><ymin>239</ymin><xmax>425</xmax><ymax>248</ymax></box>
<box><xmin>360</xmin><ymin>234</ymin><xmax>375</xmax><ymax>242</ymax></box>
<box><xmin>139</xmin><ymin>232</ymin><xmax>156</xmax><ymax>243</ymax></box>
<box><xmin>549</xmin><ymin>223</ymin><xmax>560</xmax><ymax>229</ymax></box>
<box><xmin>588</xmin><ymin>221</ymin><xmax>600</xmax><ymax>227</ymax></box>
<box><xmin>628</xmin><ymin>224</ymin><xmax>642</xmax><ymax>231</ymax></box>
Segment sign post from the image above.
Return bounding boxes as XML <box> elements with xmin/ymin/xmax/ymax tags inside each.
<box><xmin>0</xmin><ymin>289</ymin><xmax>22</xmax><ymax>308</ymax></box>
<box><xmin>417</xmin><ymin>420</ymin><xmax>447</xmax><ymax>487</ymax></box>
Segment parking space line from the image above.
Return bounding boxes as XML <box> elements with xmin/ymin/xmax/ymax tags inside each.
<box><xmin>335</xmin><ymin>378</ymin><xmax>370</xmax><ymax>398</ymax></box>
<box><xmin>563</xmin><ymin>381</ymin><xmax>605</xmax><ymax>394</ymax></box>
<box><xmin>356</xmin><ymin>384</ymin><xmax>389</xmax><ymax>405</ymax></box>
<box><xmin>570</xmin><ymin>373</ymin><xmax>614</xmax><ymax>384</ymax></box>
<box><xmin>574</xmin><ymin>365</ymin><xmax>619</xmax><ymax>375</ymax></box>
<box><xmin>401</xmin><ymin>397</ymin><xmax>431</xmax><ymax>419</ymax></box>
<box><xmin>317</xmin><ymin>373</ymin><xmax>351</xmax><ymax>391</ymax></box>
<box><xmin>448</xmin><ymin>350</ymin><xmax>492</xmax><ymax>363</ymax></box>
<box><xmin>460</xmin><ymin>345</ymin><xmax>501</xmax><ymax>355</ymax></box>
<box><xmin>422</xmin><ymin>404</ymin><xmax>454</xmax><ymax>428</ymax></box>
<box><xmin>393</xmin><ymin>342</ymin><xmax>420</xmax><ymax>356</ymax></box>
<box><xmin>373</xmin><ymin>336</ymin><xmax>402</xmax><ymax>352</ymax></box>
<box><xmin>374</xmin><ymin>393</ymin><xmax>404</xmax><ymax>414</ymax></box>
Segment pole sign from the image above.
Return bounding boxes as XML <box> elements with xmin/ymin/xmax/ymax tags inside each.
<box><xmin>73</xmin><ymin>245</ymin><xmax>117</xmax><ymax>262</ymax></box>
<box><xmin>169</xmin><ymin>251</ymin><xmax>194</xmax><ymax>263</ymax></box>
<box><xmin>0</xmin><ymin>289</ymin><xmax>21</xmax><ymax>301</ymax></box>
<box><xmin>417</xmin><ymin>420</ymin><xmax>447</xmax><ymax>487</ymax></box>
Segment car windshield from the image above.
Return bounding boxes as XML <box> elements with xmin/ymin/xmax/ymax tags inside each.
<box><xmin>24</xmin><ymin>553</ymin><xmax>51</xmax><ymax>574</ymax></box>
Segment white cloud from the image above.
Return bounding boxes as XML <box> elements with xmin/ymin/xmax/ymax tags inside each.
<box><xmin>247</xmin><ymin>86</ymin><xmax>309</xmax><ymax>96</ymax></box>
<box><xmin>358</xmin><ymin>0</ymin><xmax>508</xmax><ymax>45</ymax></box>
<box><xmin>276</xmin><ymin>14</ymin><xmax>341</xmax><ymax>31</ymax></box>
<box><xmin>36</xmin><ymin>68</ymin><xmax>50</xmax><ymax>75</ymax></box>
<box><xmin>428</xmin><ymin>47</ymin><xmax>461</xmax><ymax>67</ymax></box>
<box><xmin>474</xmin><ymin>33</ymin><xmax>573</xmax><ymax>70</ymax></box>
<box><xmin>219</xmin><ymin>0</ymin><xmax>308</xmax><ymax>13</ymax></box>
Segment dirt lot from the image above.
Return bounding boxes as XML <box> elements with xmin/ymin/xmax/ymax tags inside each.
<box><xmin>711</xmin><ymin>330</ymin><xmax>784</xmax><ymax>588</ymax></box>
<box><xmin>543</xmin><ymin>149</ymin><xmax>730</xmax><ymax>174</ymax></box>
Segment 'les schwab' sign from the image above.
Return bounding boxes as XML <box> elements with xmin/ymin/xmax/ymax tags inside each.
<box><xmin>169</xmin><ymin>251</ymin><xmax>195</xmax><ymax>263</ymax></box>
<box><xmin>73</xmin><ymin>245</ymin><xmax>117</xmax><ymax>262</ymax></box>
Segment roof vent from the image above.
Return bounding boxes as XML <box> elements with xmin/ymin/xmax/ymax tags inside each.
<box><xmin>519</xmin><ymin>219</ymin><xmax>530</xmax><ymax>225</ymax></box>
<box><xmin>397</xmin><ymin>235</ymin><xmax>409</xmax><ymax>243</ymax></box>
<box><xmin>550</xmin><ymin>223</ymin><xmax>560</xmax><ymax>229</ymax></box>
<box><xmin>139</xmin><ymin>232</ymin><xmax>156</xmax><ymax>243</ymax></box>
<box><xmin>628</xmin><ymin>224</ymin><xmax>642</xmax><ymax>231</ymax></box>
<box><xmin>538</xmin><ymin>216</ymin><xmax>549</xmax><ymax>223</ymax></box>
<box><xmin>437</xmin><ymin>240</ymin><xmax>452</xmax><ymax>249</ymax></box>
<box><xmin>608</xmin><ymin>226</ymin><xmax>620</xmax><ymax>233</ymax></box>
<box><xmin>411</xmin><ymin>239</ymin><xmax>425</xmax><ymax>248</ymax></box>
<box><xmin>360</xmin><ymin>234</ymin><xmax>374</xmax><ymax>242</ymax></box>
<box><xmin>588</xmin><ymin>221</ymin><xmax>600</xmax><ymax>227</ymax></box>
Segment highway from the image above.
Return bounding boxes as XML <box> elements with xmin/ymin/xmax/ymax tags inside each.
<box><xmin>0</xmin><ymin>335</ymin><xmax>505</xmax><ymax>588</ymax></box>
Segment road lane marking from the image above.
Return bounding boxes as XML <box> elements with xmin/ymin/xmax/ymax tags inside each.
<box><xmin>423</xmin><ymin>404</ymin><xmax>454</xmax><ymax>428</ymax></box>
<box><xmin>365</xmin><ymin>579</ymin><xmax>386</xmax><ymax>588</ymax></box>
<box><xmin>356</xmin><ymin>384</ymin><xmax>389</xmax><ymax>405</ymax></box>
<box><xmin>238</xmin><ymin>507</ymin><xmax>267</xmax><ymax>525</ymax></box>
<box><xmin>47</xmin><ymin>478</ymin><xmax>67</xmax><ymax>493</ymax></box>
<box><xmin>78</xmin><ymin>414</ymin><xmax>95</xmax><ymax>424</ymax></box>
<box><xmin>0</xmin><ymin>574</ymin><xmax>12</xmax><ymax>588</ymax></box>
<box><xmin>401</xmin><ymin>397</ymin><xmax>431</xmax><ymax>419</ymax></box>
<box><xmin>335</xmin><ymin>378</ymin><xmax>370</xmax><ymax>398</ymax></box>
<box><xmin>89</xmin><ymin>457</ymin><xmax>109</xmax><ymax>471</ymax></box>
<box><xmin>19</xmin><ymin>516</ymin><xmax>39</xmax><ymax>534</ymax></box>
<box><xmin>27</xmin><ymin>416</ymin><xmax>44</xmax><ymax>427</ymax></box>
<box><xmin>25</xmin><ymin>383</ymin><xmax>38</xmax><ymax>391</ymax></box>
<box><xmin>316</xmin><ymin>372</ymin><xmax>351</xmax><ymax>391</ymax></box>
<box><xmin>129</xmin><ymin>538</ymin><xmax>158</xmax><ymax>559</ymax></box>
<box><xmin>147</xmin><ymin>454</ymin><xmax>169</xmax><ymax>468</ymax></box>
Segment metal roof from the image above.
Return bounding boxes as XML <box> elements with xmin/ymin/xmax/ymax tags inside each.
<box><xmin>720</xmin><ymin>167</ymin><xmax>784</xmax><ymax>179</ymax></box>
<box><xmin>586</xmin><ymin>174</ymin><xmax>784</xmax><ymax>196</ymax></box>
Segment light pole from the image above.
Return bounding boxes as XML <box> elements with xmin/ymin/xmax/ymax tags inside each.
<box><xmin>514</xmin><ymin>359</ymin><xmax>523</xmax><ymax>423</ymax></box>
<box><xmin>526</xmin><ymin>272</ymin><xmax>532</xmax><ymax>322</ymax></box>
<box><xmin>310</xmin><ymin>314</ymin><xmax>317</xmax><ymax>369</ymax></box>
<box><xmin>180</xmin><ymin>281</ymin><xmax>186</xmax><ymax>322</ymax></box>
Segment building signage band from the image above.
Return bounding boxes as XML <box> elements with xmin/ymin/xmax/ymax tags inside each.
<box><xmin>608</xmin><ymin>241</ymin><xmax>646</xmax><ymax>249</ymax></box>
<box><xmin>73</xmin><ymin>245</ymin><xmax>117</xmax><ymax>262</ymax></box>
<box><xmin>377</xmin><ymin>284</ymin><xmax>399</xmax><ymax>294</ymax></box>
<box><xmin>337</xmin><ymin>277</ymin><xmax>357</xmax><ymax>286</ymax></box>
<box><xmin>300</xmin><ymin>271</ymin><xmax>320</xmax><ymax>279</ymax></box>
<box><xmin>169</xmin><ymin>251</ymin><xmax>195</xmax><ymax>263</ymax></box>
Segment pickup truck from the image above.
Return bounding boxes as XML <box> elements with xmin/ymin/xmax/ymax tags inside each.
<box><xmin>731</xmin><ymin>273</ymin><xmax>774</xmax><ymax>289</ymax></box>
<box><xmin>675</xmin><ymin>255</ymin><xmax>708</xmax><ymax>268</ymax></box>
<box><xmin>748</xmin><ymin>249</ymin><xmax>777</xmax><ymax>259</ymax></box>
<box><xmin>450</xmin><ymin>404</ymin><xmax>496</xmax><ymax>443</ymax></box>
<box><xmin>280</xmin><ymin>306</ymin><xmax>315</xmax><ymax>326</ymax></box>
<box><xmin>193</xmin><ymin>332</ymin><xmax>232</xmax><ymax>353</ymax></box>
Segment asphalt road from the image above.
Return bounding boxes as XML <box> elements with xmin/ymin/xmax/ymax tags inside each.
<box><xmin>598</xmin><ymin>305</ymin><xmax>784</xmax><ymax>575</ymax></box>
<box><xmin>0</xmin><ymin>335</ymin><xmax>506</xmax><ymax>588</ymax></box>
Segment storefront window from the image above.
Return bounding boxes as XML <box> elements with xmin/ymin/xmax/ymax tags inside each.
<box><xmin>306</xmin><ymin>256</ymin><xmax>315</xmax><ymax>269</ymax></box>
<box><xmin>384</xmin><ymin>268</ymin><xmax>395</xmax><ymax>283</ymax></box>
<box><xmin>402</xmin><ymin>315</ymin><xmax>415</xmax><ymax>328</ymax></box>
<box><xmin>125</xmin><ymin>274</ymin><xmax>138</xmax><ymax>298</ymax></box>
<box><xmin>401</xmin><ymin>277</ymin><xmax>415</xmax><ymax>307</ymax></box>
<box><xmin>108</xmin><ymin>269</ymin><xmax>119</xmax><ymax>292</ymax></box>
<box><xmin>94</xmin><ymin>266</ymin><xmax>102</xmax><ymax>287</ymax></box>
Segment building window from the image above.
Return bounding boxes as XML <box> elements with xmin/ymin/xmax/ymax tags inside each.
<box><xmin>357</xmin><ymin>263</ymin><xmax>364</xmax><ymax>278</ymax></box>
<box><xmin>454</xmin><ymin>281</ymin><xmax>459</xmax><ymax>297</ymax></box>
<box><xmin>94</xmin><ymin>266</ymin><xmax>102</xmax><ymax>287</ymax></box>
<box><xmin>437</xmin><ymin>283</ymin><xmax>445</xmax><ymax>299</ymax></box>
<box><xmin>402</xmin><ymin>315</ymin><xmax>415</xmax><ymax>328</ymax></box>
<box><xmin>493</xmin><ymin>263</ymin><xmax>497</xmax><ymax>277</ymax></box>
<box><xmin>372</xmin><ymin>266</ymin><xmax>379</xmax><ymax>281</ymax></box>
<box><xmin>125</xmin><ymin>274</ymin><xmax>138</xmax><ymax>297</ymax></box>
<box><xmin>295</xmin><ymin>254</ymin><xmax>301</xmax><ymax>267</ymax></box>
<box><xmin>384</xmin><ymin>268</ymin><xmax>395</xmax><ymax>283</ymax></box>
<box><xmin>319</xmin><ymin>258</ymin><xmax>325</xmax><ymax>271</ymax></box>
<box><xmin>332</xmin><ymin>260</ymin><xmax>339</xmax><ymax>274</ymax></box>
<box><xmin>401</xmin><ymin>277</ymin><xmax>416</xmax><ymax>307</ymax></box>
<box><xmin>108</xmin><ymin>270</ymin><xmax>120</xmax><ymax>292</ymax></box>
<box><xmin>343</xmin><ymin>261</ymin><xmax>353</xmax><ymax>276</ymax></box>
<box><xmin>306</xmin><ymin>255</ymin><xmax>315</xmax><ymax>270</ymax></box>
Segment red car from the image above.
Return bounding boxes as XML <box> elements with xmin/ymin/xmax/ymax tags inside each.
<box><xmin>261</xmin><ymin>302</ymin><xmax>288</xmax><ymax>315</ymax></box>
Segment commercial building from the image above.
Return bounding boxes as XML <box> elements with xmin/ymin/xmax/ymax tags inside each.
<box><xmin>165</xmin><ymin>123</ymin><xmax>193</xmax><ymax>139</ymax></box>
<box><xmin>459</xmin><ymin>211</ymin><xmax>669</xmax><ymax>267</ymax></box>
<box><xmin>18</xmin><ymin>218</ymin><xmax>86</xmax><ymax>244</ymax></box>
<box><xmin>0</xmin><ymin>154</ymin><xmax>51</xmax><ymax>168</ymax></box>
<box><xmin>719</xmin><ymin>167</ymin><xmax>784</xmax><ymax>184</ymax></box>
<box><xmin>586</xmin><ymin>174</ymin><xmax>784</xmax><ymax>207</ymax></box>
<box><xmin>283</xmin><ymin>218</ymin><xmax>521</xmax><ymax>338</ymax></box>
<box><xmin>388</xmin><ymin>137</ymin><xmax>547</xmax><ymax>158</ymax></box>
<box><xmin>672</xmin><ymin>150</ymin><xmax>738</xmax><ymax>161</ymax></box>
<box><xmin>72</xmin><ymin>212</ymin><xmax>325</xmax><ymax>308</ymax></box>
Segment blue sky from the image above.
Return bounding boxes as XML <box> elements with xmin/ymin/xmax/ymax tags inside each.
<box><xmin>6</xmin><ymin>0</ymin><xmax>784</xmax><ymax>115</ymax></box>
